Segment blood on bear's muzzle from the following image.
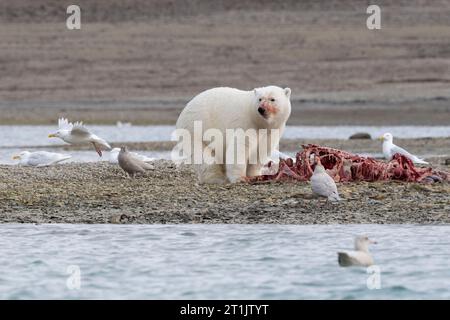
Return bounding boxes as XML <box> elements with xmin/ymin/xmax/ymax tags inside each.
<box><xmin>258</xmin><ymin>103</ymin><xmax>278</xmax><ymax>118</ymax></box>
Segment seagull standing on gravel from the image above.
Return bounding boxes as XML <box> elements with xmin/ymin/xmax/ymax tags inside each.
<box><xmin>380</xmin><ymin>132</ymin><xmax>428</xmax><ymax>164</ymax></box>
<box><xmin>48</xmin><ymin>118</ymin><xmax>111</xmax><ymax>157</ymax></box>
<box><xmin>118</xmin><ymin>146</ymin><xmax>155</xmax><ymax>178</ymax></box>
<box><xmin>12</xmin><ymin>151</ymin><xmax>71</xmax><ymax>167</ymax></box>
<box><xmin>310</xmin><ymin>156</ymin><xmax>341</xmax><ymax>202</ymax></box>
<box><xmin>337</xmin><ymin>236</ymin><xmax>376</xmax><ymax>267</ymax></box>
<box><xmin>109</xmin><ymin>148</ymin><xmax>155</xmax><ymax>164</ymax></box>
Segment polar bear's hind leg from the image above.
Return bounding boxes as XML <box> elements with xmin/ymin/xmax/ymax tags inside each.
<box><xmin>194</xmin><ymin>142</ymin><xmax>228</xmax><ymax>184</ymax></box>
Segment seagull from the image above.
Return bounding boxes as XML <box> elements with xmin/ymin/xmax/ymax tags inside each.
<box><xmin>338</xmin><ymin>236</ymin><xmax>377</xmax><ymax>267</ymax></box>
<box><xmin>118</xmin><ymin>146</ymin><xmax>155</xmax><ymax>178</ymax></box>
<box><xmin>380</xmin><ymin>132</ymin><xmax>428</xmax><ymax>164</ymax></box>
<box><xmin>116</xmin><ymin>121</ymin><xmax>132</xmax><ymax>128</ymax></box>
<box><xmin>311</xmin><ymin>156</ymin><xmax>341</xmax><ymax>202</ymax></box>
<box><xmin>48</xmin><ymin>118</ymin><xmax>111</xmax><ymax>157</ymax></box>
<box><xmin>12</xmin><ymin>151</ymin><xmax>72</xmax><ymax>167</ymax></box>
<box><xmin>109</xmin><ymin>148</ymin><xmax>155</xmax><ymax>164</ymax></box>
<box><xmin>271</xmin><ymin>149</ymin><xmax>292</xmax><ymax>161</ymax></box>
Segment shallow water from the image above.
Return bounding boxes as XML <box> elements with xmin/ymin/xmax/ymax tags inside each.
<box><xmin>0</xmin><ymin>125</ymin><xmax>175</xmax><ymax>147</ymax></box>
<box><xmin>0</xmin><ymin>224</ymin><xmax>449</xmax><ymax>299</ymax></box>
<box><xmin>0</xmin><ymin>125</ymin><xmax>449</xmax><ymax>148</ymax></box>
<box><xmin>283</xmin><ymin>125</ymin><xmax>450</xmax><ymax>140</ymax></box>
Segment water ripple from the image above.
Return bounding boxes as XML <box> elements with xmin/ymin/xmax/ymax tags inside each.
<box><xmin>0</xmin><ymin>224</ymin><xmax>449</xmax><ymax>299</ymax></box>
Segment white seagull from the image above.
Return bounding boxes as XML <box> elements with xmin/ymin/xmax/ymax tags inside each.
<box><xmin>48</xmin><ymin>118</ymin><xmax>111</xmax><ymax>157</ymax></box>
<box><xmin>380</xmin><ymin>132</ymin><xmax>428</xmax><ymax>164</ymax></box>
<box><xmin>338</xmin><ymin>236</ymin><xmax>377</xmax><ymax>267</ymax></box>
<box><xmin>311</xmin><ymin>156</ymin><xmax>341</xmax><ymax>202</ymax></box>
<box><xmin>109</xmin><ymin>148</ymin><xmax>155</xmax><ymax>164</ymax></box>
<box><xmin>271</xmin><ymin>149</ymin><xmax>292</xmax><ymax>161</ymax></box>
<box><xmin>12</xmin><ymin>151</ymin><xmax>72</xmax><ymax>167</ymax></box>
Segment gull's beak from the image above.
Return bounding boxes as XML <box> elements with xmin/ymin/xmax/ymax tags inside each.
<box><xmin>12</xmin><ymin>155</ymin><xmax>20</xmax><ymax>160</ymax></box>
<box><xmin>48</xmin><ymin>133</ymin><xmax>57</xmax><ymax>138</ymax></box>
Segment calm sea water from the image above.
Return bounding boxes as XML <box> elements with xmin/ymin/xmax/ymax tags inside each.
<box><xmin>0</xmin><ymin>224</ymin><xmax>449</xmax><ymax>299</ymax></box>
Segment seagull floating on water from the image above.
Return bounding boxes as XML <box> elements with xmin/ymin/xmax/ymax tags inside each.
<box><xmin>380</xmin><ymin>132</ymin><xmax>428</xmax><ymax>164</ymax></box>
<box><xmin>48</xmin><ymin>118</ymin><xmax>111</xmax><ymax>157</ymax></box>
<box><xmin>337</xmin><ymin>235</ymin><xmax>376</xmax><ymax>267</ymax></box>
<box><xmin>12</xmin><ymin>151</ymin><xmax>71</xmax><ymax>167</ymax></box>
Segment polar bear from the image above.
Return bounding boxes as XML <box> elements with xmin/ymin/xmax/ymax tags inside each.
<box><xmin>175</xmin><ymin>86</ymin><xmax>292</xmax><ymax>184</ymax></box>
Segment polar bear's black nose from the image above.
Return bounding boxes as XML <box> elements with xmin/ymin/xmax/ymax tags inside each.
<box><xmin>258</xmin><ymin>107</ymin><xmax>266</xmax><ymax>115</ymax></box>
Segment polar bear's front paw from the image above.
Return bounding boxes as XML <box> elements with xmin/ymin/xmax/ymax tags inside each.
<box><xmin>226</xmin><ymin>164</ymin><xmax>248</xmax><ymax>184</ymax></box>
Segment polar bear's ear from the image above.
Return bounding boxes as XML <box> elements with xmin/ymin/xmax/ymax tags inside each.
<box><xmin>284</xmin><ymin>87</ymin><xmax>291</xmax><ymax>98</ymax></box>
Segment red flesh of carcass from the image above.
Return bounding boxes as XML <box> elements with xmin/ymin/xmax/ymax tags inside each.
<box><xmin>250</xmin><ymin>144</ymin><xmax>449</xmax><ymax>183</ymax></box>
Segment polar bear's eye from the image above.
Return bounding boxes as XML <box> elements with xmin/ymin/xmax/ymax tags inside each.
<box><xmin>258</xmin><ymin>98</ymin><xmax>262</xmax><ymax>102</ymax></box>
<box><xmin>270</xmin><ymin>98</ymin><xmax>275</xmax><ymax>102</ymax></box>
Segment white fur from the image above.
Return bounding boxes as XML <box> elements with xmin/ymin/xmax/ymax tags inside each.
<box><xmin>176</xmin><ymin>86</ymin><xmax>291</xmax><ymax>184</ymax></box>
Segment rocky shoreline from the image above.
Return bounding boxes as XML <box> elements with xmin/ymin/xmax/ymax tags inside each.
<box><xmin>1</xmin><ymin>160</ymin><xmax>448</xmax><ymax>224</ymax></box>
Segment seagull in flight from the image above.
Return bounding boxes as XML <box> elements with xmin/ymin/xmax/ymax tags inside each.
<box><xmin>48</xmin><ymin>118</ymin><xmax>111</xmax><ymax>157</ymax></box>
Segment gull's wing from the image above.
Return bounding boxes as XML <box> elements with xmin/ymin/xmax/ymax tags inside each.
<box><xmin>128</xmin><ymin>152</ymin><xmax>155</xmax><ymax>170</ymax></box>
<box><xmin>131</xmin><ymin>151</ymin><xmax>155</xmax><ymax>163</ymax></box>
<box><xmin>36</xmin><ymin>154</ymin><xmax>72</xmax><ymax>167</ymax></box>
<box><xmin>109</xmin><ymin>149</ymin><xmax>120</xmax><ymax>164</ymax></box>
<box><xmin>390</xmin><ymin>144</ymin><xmax>417</xmax><ymax>159</ymax></box>
<box><xmin>338</xmin><ymin>252</ymin><xmax>355</xmax><ymax>267</ymax></box>
<box><xmin>119</xmin><ymin>152</ymin><xmax>147</xmax><ymax>174</ymax></box>
<box><xmin>139</xmin><ymin>155</ymin><xmax>155</xmax><ymax>162</ymax></box>
<box><xmin>26</xmin><ymin>152</ymin><xmax>51</xmax><ymax>166</ymax></box>
<box><xmin>311</xmin><ymin>172</ymin><xmax>338</xmax><ymax>197</ymax></box>
<box><xmin>71</xmin><ymin>123</ymin><xmax>92</xmax><ymax>138</ymax></box>
<box><xmin>58</xmin><ymin>118</ymin><xmax>74</xmax><ymax>130</ymax></box>
<box><xmin>390</xmin><ymin>144</ymin><xmax>413</xmax><ymax>157</ymax></box>
<box><xmin>91</xmin><ymin>134</ymin><xmax>111</xmax><ymax>150</ymax></box>
<box><xmin>26</xmin><ymin>151</ymin><xmax>69</xmax><ymax>166</ymax></box>
<box><xmin>338</xmin><ymin>251</ymin><xmax>373</xmax><ymax>267</ymax></box>
<box><xmin>50</xmin><ymin>152</ymin><xmax>71</xmax><ymax>164</ymax></box>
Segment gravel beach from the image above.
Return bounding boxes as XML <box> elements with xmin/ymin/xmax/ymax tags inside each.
<box><xmin>1</xmin><ymin>160</ymin><xmax>449</xmax><ymax>224</ymax></box>
<box><xmin>1</xmin><ymin>0</ymin><xmax>449</xmax><ymax>224</ymax></box>
<box><xmin>1</xmin><ymin>1</ymin><xmax>450</xmax><ymax>127</ymax></box>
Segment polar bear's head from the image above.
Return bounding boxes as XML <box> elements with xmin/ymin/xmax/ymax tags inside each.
<box><xmin>253</xmin><ymin>86</ymin><xmax>291</xmax><ymax>128</ymax></box>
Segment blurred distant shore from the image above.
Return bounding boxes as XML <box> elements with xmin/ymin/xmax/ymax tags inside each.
<box><xmin>1</xmin><ymin>94</ymin><xmax>449</xmax><ymax>125</ymax></box>
<box><xmin>1</xmin><ymin>0</ymin><xmax>450</xmax><ymax>126</ymax></box>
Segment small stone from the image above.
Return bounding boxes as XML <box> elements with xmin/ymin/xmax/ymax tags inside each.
<box><xmin>349</xmin><ymin>132</ymin><xmax>372</xmax><ymax>140</ymax></box>
<box><xmin>110</xmin><ymin>214</ymin><xmax>123</xmax><ymax>224</ymax></box>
